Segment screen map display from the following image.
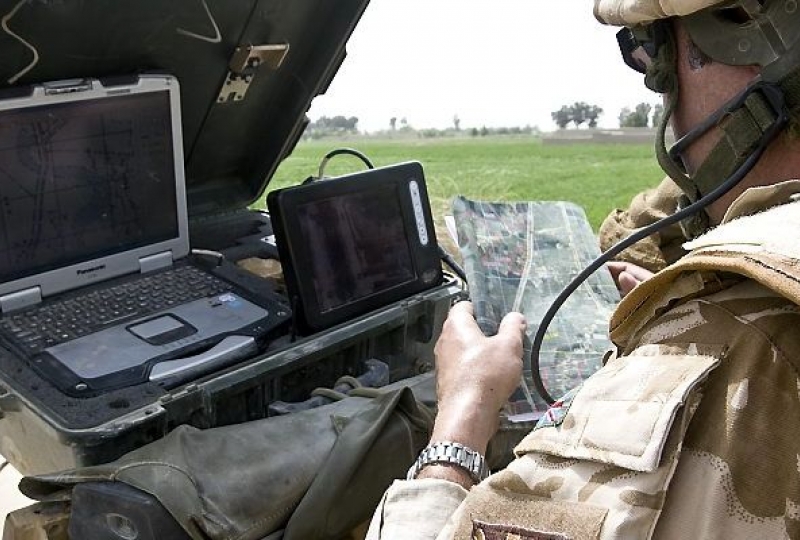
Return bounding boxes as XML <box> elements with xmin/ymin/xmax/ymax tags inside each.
<box><xmin>0</xmin><ymin>91</ymin><xmax>178</xmax><ymax>283</ymax></box>
<box><xmin>297</xmin><ymin>184</ymin><xmax>416</xmax><ymax>313</ymax></box>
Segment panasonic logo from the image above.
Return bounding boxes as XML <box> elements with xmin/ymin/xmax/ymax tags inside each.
<box><xmin>77</xmin><ymin>265</ymin><xmax>106</xmax><ymax>276</ymax></box>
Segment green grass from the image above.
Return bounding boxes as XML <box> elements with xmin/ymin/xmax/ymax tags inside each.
<box><xmin>258</xmin><ymin>136</ymin><xmax>665</xmax><ymax>253</ymax></box>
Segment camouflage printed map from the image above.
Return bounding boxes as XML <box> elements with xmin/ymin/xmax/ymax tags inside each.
<box><xmin>452</xmin><ymin>197</ymin><xmax>620</xmax><ymax>413</ymax></box>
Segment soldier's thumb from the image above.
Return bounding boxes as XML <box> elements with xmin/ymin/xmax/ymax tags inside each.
<box><xmin>497</xmin><ymin>311</ymin><xmax>526</xmax><ymax>341</ymax></box>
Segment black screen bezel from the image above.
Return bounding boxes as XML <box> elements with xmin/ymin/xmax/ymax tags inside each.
<box><xmin>268</xmin><ymin>161</ymin><xmax>441</xmax><ymax>333</ymax></box>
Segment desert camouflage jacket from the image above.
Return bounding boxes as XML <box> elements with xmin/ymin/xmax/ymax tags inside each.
<box><xmin>598</xmin><ymin>176</ymin><xmax>687</xmax><ymax>272</ymax></box>
<box><xmin>367</xmin><ymin>181</ymin><xmax>800</xmax><ymax>540</ymax></box>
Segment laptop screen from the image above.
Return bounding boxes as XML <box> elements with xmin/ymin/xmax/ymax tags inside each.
<box><xmin>0</xmin><ymin>91</ymin><xmax>178</xmax><ymax>284</ymax></box>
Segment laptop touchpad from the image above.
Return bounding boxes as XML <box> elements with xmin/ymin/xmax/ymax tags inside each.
<box><xmin>128</xmin><ymin>315</ymin><xmax>197</xmax><ymax>345</ymax></box>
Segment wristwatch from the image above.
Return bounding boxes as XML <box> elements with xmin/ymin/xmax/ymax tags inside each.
<box><xmin>406</xmin><ymin>441</ymin><xmax>490</xmax><ymax>483</ymax></box>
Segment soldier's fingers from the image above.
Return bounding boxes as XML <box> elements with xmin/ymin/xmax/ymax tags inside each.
<box><xmin>442</xmin><ymin>300</ymin><xmax>483</xmax><ymax>340</ymax></box>
<box><xmin>623</xmin><ymin>264</ymin><xmax>654</xmax><ymax>283</ymax></box>
<box><xmin>496</xmin><ymin>311</ymin><xmax>526</xmax><ymax>336</ymax></box>
<box><xmin>449</xmin><ymin>300</ymin><xmax>474</xmax><ymax>318</ymax></box>
<box><xmin>606</xmin><ymin>261</ymin><xmax>629</xmax><ymax>281</ymax></box>
<box><xmin>495</xmin><ymin>312</ymin><xmax>526</xmax><ymax>350</ymax></box>
<box><xmin>618</xmin><ymin>272</ymin><xmax>641</xmax><ymax>297</ymax></box>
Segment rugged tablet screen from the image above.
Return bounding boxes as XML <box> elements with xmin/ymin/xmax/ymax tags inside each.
<box><xmin>268</xmin><ymin>161</ymin><xmax>442</xmax><ymax>333</ymax></box>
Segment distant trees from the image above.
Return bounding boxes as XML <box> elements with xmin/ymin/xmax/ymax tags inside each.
<box><xmin>468</xmin><ymin>125</ymin><xmax>538</xmax><ymax>137</ymax></box>
<box><xmin>585</xmin><ymin>104</ymin><xmax>603</xmax><ymax>128</ymax></box>
<box><xmin>551</xmin><ymin>101</ymin><xmax>665</xmax><ymax>130</ymax></box>
<box><xmin>617</xmin><ymin>102</ymin><xmax>665</xmax><ymax>128</ymax></box>
<box><xmin>552</xmin><ymin>106</ymin><xmax>571</xmax><ymax>129</ymax></box>
<box><xmin>304</xmin><ymin>113</ymin><xmax>540</xmax><ymax>139</ymax></box>
<box><xmin>618</xmin><ymin>103</ymin><xmax>652</xmax><ymax>127</ymax></box>
<box><xmin>304</xmin><ymin>115</ymin><xmax>359</xmax><ymax>138</ymax></box>
<box><xmin>551</xmin><ymin>102</ymin><xmax>604</xmax><ymax>129</ymax></box>
<box><xmin>652</xmin><ymin>103</ymin><xmax>664</xmax><ymax>127</ymax></box>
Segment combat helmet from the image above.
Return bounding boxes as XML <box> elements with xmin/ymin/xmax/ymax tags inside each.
<box><xmin>595</xmin><ymin>0</ymin><xmax>800</xmax><ymax>237</ymax></box>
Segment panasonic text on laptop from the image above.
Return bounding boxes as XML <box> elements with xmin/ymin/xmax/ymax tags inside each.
<box><xmin>0</xmin><ymin>75</ymin><xmax>288</xmax><ymax>395</ymax></box>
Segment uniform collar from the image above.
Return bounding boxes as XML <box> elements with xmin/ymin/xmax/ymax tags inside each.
<box><xmin>720</xmin><ymin>180</ymin><xmax>800</xmax><ymax>223</ymax></box>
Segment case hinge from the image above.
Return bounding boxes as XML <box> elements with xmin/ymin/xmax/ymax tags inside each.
<box><xmin>217</xmin><ymin>43</ymin><xmax>290</xmax><ymax>103</ymax></box>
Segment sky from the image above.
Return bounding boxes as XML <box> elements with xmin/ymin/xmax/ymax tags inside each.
<box><xmin>308</xmin><ymin>0</ymin><xmax>661</xmax><ymax>133</ymax></box>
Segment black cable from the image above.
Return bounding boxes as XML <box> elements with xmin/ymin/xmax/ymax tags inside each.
<box><xmin>529</xmin><ymin>113</ymin><xmax>788</xmax><ymax>405</ymax></box>
<box><xmin>439</xmin><ymin>245</ymin><xmax>467</xmax><ymax>283</ymax></box>
<box><xmin>316</xmin><ymin>147</ymin><xmax>375</xmax><ymax>179</ymax></box>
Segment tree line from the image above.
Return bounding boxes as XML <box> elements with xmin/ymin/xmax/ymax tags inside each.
<box><xmin>304</xmin><ymin>102</ymin><xmax>666</xmax><ymax>139</ymax></box>
<box><xmin>551</xmin><ymin>102</ymin><xmax>664</xmax><ymax>129</ymax></box>
<box><xmin>304</xmin><ymin>115</ymin><xmax>360</xmax><ymax>139</ymax></box>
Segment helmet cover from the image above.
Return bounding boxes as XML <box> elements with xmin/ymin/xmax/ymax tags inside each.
<box><xmin>594</xmin><ymin>0</ymin><xmax>724</xmax><ymax>26</ymax></box>
<box><xmin>683</xmin><ymin>1</ymin><xmax>800</xmax><ymax>82</ymax></box>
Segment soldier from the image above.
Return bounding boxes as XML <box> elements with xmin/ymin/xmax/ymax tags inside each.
<box><xmin>367</xmin><ymin>1</ymin><xmax>800</xmax><ymax>538</ymax></box>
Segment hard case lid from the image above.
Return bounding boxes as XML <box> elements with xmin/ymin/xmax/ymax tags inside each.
<box><xmin>0</xmin><ymin>0</ymin><xmax>369</xmax><ymax>215</ymax></box>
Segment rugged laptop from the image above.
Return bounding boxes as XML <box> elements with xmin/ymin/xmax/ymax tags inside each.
<box><xmin>0</xmin><ymin>75</ymin><xmax>289</xmax><ymax>395</ymax></box>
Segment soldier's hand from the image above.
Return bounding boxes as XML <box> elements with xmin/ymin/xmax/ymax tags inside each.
<box><xmin>607</xmin><ymin>261</ymin><xmax>654</xmax><ymax>297</ymax></box>
<box><xmin>429</xmin><ymin>301</ymin><xmax>526</xmax><ymax>454</ymax></box>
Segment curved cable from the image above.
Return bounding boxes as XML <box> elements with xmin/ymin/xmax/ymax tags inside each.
<box><xmin>316</xmin><ymin>147</ymin><xmax>375</xmax><ymax>179</ymax></box>
<box><xmin>2</xmin><ymin>0</ymin><xmax>39</xmax><ymax>84</ymax></box>
<box><xmin>529</xmin><ymin>114</ymin><xmax>787</xmax><ymax>404</ymax></box>
<box><xmin>439</xmin><ymin>246</ymin><xmax>467</xmax><ymax>283</ymax></box>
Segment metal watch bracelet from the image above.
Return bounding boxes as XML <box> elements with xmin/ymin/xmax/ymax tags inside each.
<box><xmin>406</xmin><ymin>441</ymin><xmax>489</xmax><ymax>484</ymax></box>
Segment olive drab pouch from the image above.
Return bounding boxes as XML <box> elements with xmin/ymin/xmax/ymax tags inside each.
<box><xmin>438</xmin><ymin>344</ymin><xmax>722</xmax><ymax>540</ymax></box>
<box><xmin>18</xmin><ymin>375</ymin><xmax>435</xmax><ymax>540</ymax></box>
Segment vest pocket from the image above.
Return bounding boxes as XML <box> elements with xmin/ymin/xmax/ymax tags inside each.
<box><xmin>482</xmin><ymin>343</ymin><xmax>725</xmax><ymax>540</ymax></box>
<box><xmin>451</xmin><ymin>484</ymin><xmax>606</xmax><ymax>540</ymax></box>
<box><xmin>515</xmin><ymin>343</ymin><xmax>723</xmax><ymax>473</ymax></box>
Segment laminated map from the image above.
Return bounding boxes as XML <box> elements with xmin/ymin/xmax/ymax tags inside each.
<box><xmin>452</xmin><ymin>196</ymin><xmax>620</xmax><ymax>415</ymax></box>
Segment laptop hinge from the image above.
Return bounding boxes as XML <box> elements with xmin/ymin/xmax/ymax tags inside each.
<box><xmin>139</xmin><ymin>252</ymin><xmax>173</xmax><ymax>274</ymax></box>
<box><xmin>0</xmin><ymin>287</ymin><xmax>42</xmax><ymax>314</ymax></box>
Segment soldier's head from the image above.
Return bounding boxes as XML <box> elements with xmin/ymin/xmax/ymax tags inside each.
<box><xmin>595</xmin><ymin>0</ymin><xmax>800</xmax><ymax>232</ymax></box>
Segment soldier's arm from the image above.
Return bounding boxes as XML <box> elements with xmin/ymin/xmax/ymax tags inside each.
<box><xmin>366</xmin><ymin>302</ymin><xmax>526</xmax><ymax>539</ymax></box>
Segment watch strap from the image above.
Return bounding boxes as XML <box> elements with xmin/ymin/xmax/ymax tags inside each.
<box><xmin>406</xmin><ymin>441</ymin><xmax>489</xmax><ymax>483</ymax></box>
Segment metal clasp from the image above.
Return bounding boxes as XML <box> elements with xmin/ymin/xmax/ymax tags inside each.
<box><xmin>217</xmin><ymin>44</ymin><xmax>290</xmax><ymax>103</ymax></box>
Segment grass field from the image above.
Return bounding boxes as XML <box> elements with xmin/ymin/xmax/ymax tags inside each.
<box><xmin>259</xmin><ymin>136</ymin><xmax>666</xmax><ymax>253</ymax></box>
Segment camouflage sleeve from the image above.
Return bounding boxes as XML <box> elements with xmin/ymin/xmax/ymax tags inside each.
<box><xmin>365</xmin><ymin>479</ymin><xmax>468</xmax><ymax>540</ymax></box>
<box><xmin>598</xmin><ymin>176</ymin><xmax>687</xmax><ymax>273</ymax></box>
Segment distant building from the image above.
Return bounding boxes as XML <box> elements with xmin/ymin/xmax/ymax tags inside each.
<box><xmin>541</xmin><ymin>127</ymin><xmax>675</xmax><ymax>145</ymax></box>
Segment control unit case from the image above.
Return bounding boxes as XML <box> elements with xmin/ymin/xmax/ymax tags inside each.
<box><xmin>0</xmin><ymin>0</ymin><xmax>460</xmax><ymax>478</ymax></box>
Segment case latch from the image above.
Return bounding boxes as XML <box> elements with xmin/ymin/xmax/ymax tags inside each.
<box><xmin>0</xmin><ymin>384</ymin><xmax>20</xmax><ymax>415</ymax></box>
<box><xmin>217</xmin><ymin>43</ymin><xmax>290</xmax><ymax>103</ymax></box>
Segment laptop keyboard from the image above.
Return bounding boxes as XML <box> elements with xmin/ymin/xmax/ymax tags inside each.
<box><xmin>0</xmin><ymin>266</ymin><xmax>230</xmax><ymax>355</ymax></box>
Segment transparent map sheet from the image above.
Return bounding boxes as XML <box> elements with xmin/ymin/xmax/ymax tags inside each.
<box><xmin>452</xmin><ymin>196</ymin><xmax>620</xmax><ymax>419</ymax></box>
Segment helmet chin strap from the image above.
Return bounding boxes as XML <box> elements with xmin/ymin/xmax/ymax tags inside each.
<box><xmin>640</xmin><ymin>18</ymin><xmax>799</xmax><ymax>238</ymax></box>
<box><xmin>637</xmin><ymin>22</ymin><xmax>712</xmax><ymax>237</ymax></box>
<box><xmin>652</xmin><ymin>89</ymin><xmax>712</xmax><ymax>238</ymax></box>
<box><xmin>654</xmin><ymin>74</ymin><xmax>793</xmax><ymax>238</ymax></box>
